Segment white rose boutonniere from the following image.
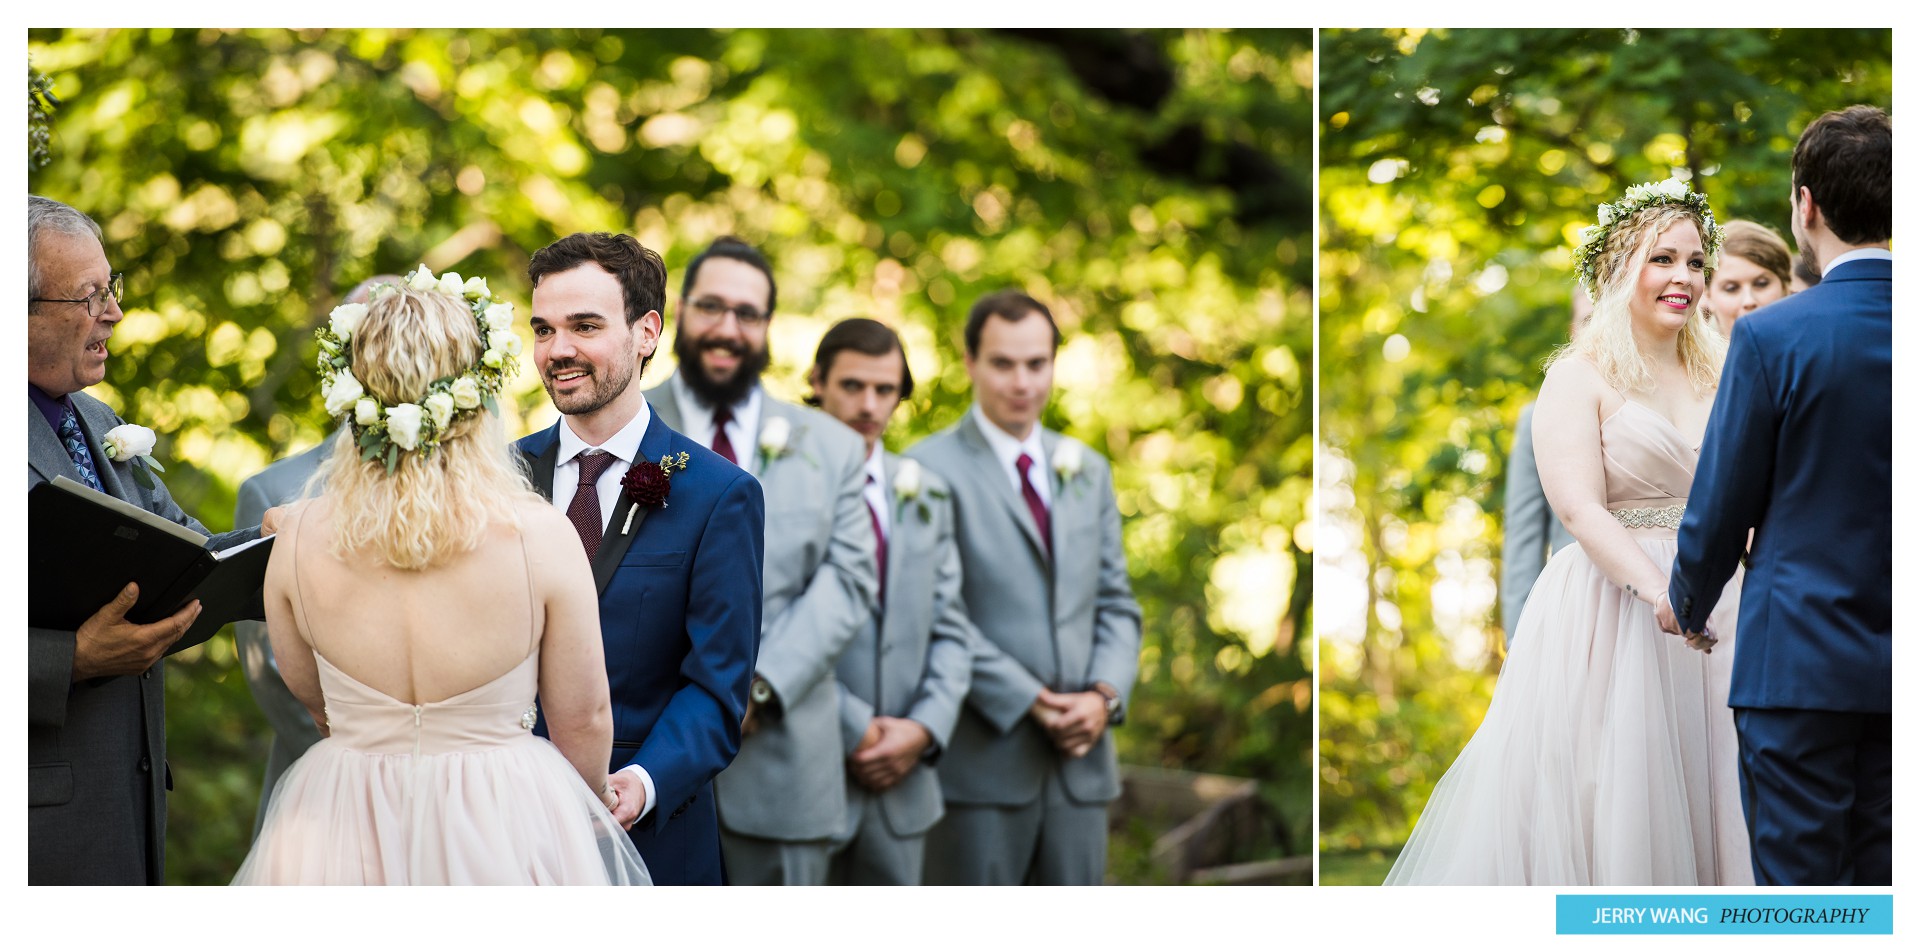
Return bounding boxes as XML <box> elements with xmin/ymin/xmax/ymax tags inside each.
<box><xmin>759</xmin><ymin>415</ymin><xmax>793</xmax><ymax>463</ymax></box>
<box><xmin>102</xmin><ymin>423</ymin><xmax>165</xmax><ymax>488</ymax></box>
<box><xmin>893</xmin><ymin>457</ymin><xmax>950</xmax><ymax>524</ymax></box>
<box><xmin>1053</xmin><ymin>441</ymin><xmax>1085</xmax><ymax>481</ymax></box>
<box><xmin>323</xmin><ymin>370</ymin><xmax>365</xmax><ymax>417</ymax></box>
<box><xmin>386</xmin><ymin>403</ymin><xmax>425</xmax><ymax>452</ymax></box>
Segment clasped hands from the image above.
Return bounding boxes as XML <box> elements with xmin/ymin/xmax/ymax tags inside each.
<box><xmin>1652</xmin><ymin>590</ymin><xmax>1717</xmax><ymax>653</ymax></box>
<box><xmin>848</xmin><ymin>716</ymin><xmax>932</xmax><ymax>792</ymax></box>
<box><xmin>602</xmin><ymin>770</ymin><xmax>647</xmax><ymax>830</ymax></box>
<box><xmin>1029</xmin><ymin>687</ymin><xmax>1109</xmax><ymax>759</ymax></box>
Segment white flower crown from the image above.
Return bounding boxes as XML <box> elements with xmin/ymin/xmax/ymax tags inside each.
<box><xmin>315</xmin><ymin>264</ymin><xmax>523</xmax><ymax>472</ymax></box>
<box><xmin>1573</xmin><ymin>178</ymin><xmax>1724</xmax><ymax>302</ymax></box>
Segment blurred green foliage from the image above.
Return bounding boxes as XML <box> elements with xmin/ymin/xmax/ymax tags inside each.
<box><xmin>28</xmin><ymin>27</ymin><xmax>1312</xmax><ymax>883</ymax></box>
<box><xmin>1316</xmin><ymin>28</ymin><xmax>1891</xmax><ymax>856</ymax></box>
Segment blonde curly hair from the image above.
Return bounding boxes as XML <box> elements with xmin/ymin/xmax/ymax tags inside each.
<box><xmin>1554</xmin><ymin>202</ymin><xmax>1726</xmax><ymax>396</ymax></box>
<box><xmin>310</xmin><ymin>286</ymin><xmax>538</xmax><ymax>570</ymax></box>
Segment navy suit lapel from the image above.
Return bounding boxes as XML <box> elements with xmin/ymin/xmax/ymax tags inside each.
<box><xmin>524</xmin><ymin>425</ymin><xmax>560</xmax><ymax>499</ymax></box>
<box><xmin>589</xmin><ymin>411</ymin><xmax>669</xmax><ymax>595</ymax></box>
<box><xmin>960</xmin><ymin>415</ymin><xmax>1049</xmax><ymax>566</ymax></box>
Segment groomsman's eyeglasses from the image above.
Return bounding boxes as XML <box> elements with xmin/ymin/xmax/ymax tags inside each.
<box><xmin>686</xmin><ymin>297</ymin><xmax>768</xmax><ymax>327</ymax></box>
<box><xmin>32</xmin><ymin>272</ymin><xmax>125</xmax><ymax>318</ymax></box>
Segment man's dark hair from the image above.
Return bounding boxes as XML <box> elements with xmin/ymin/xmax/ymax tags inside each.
<box><xmin>805</xmin><ymin>318</ymin><xmax>913</xmax><ymax>407</ymax></box>
<box><xmin>681</xmin><ymin>236</ymin><xmax>777</xmax><ymax>316</ymax></box>
<box><xmin>1792</xmin><ymin>105</ymin><xmax>1891</xmax><ymax>245</ymax></box>
<box><xmin>963</xmin><ymin>289</ymin><xmax>1062</xmax><ymax>357</ymax></box>
<box><xmin>528</xmin><ymin>232</ymin><xmax>667</xmax><ymax>328</ymax></box>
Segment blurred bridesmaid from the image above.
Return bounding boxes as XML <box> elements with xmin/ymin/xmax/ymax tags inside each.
<box><xmin>1705</xmin><ymin>220</ymin><xmax>1792</xmax><ymax>337</ymax></box>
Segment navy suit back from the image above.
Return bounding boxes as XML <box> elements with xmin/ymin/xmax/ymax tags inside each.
<box><xmin>1673</xmin><ymin>257</ymin><xmax>1890</xmax><ymax>713</ymax></box>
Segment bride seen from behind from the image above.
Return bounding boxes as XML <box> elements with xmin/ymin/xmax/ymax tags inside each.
<box><xmin>233</xmin><ymin>270</ymin><xmax>649</xmax><ymax>884</ymax></box>
<box><xmin>1385</xmin><ymin>181</ymin><xmax>1750</xmax><ymax>886</ymax></box>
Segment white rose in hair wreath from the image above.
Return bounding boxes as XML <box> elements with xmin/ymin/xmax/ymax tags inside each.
<box><xmin>451</xmin><ymin>376</ymin><xmax>483</xmax><ymax>410</ymax></box>
<box><xmin>406</xmin><ymin>264</ymin><xmax>438</xmax><ymax>291</ymax></box>
<box><xmin>329</xmin><ymin>302</ymin><xmax>367</xmax><ymax>341</ymax></box>
<box><xmin>355</xmin><ymin>398</ymin><xmax>380</xmax><ymax>427</ymax></box>
<box><xmin>324</xmin><ymin>371</ymin><xmax>365</xmax><ymax>417</ymax></box>
<box><xmin>425</xmin><ymin>392</ymin><xmax>456</xmax><ymax>431</ymax></box>
<box><xmin>386</xmin><ymin>403</ymin><xmax>425</xmax><ymax>452</ymax></box>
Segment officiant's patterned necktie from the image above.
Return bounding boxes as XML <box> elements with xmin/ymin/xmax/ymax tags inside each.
<box><xmin>1015</xmin><ymin>452</ymin><xmax>1051</xmax><ymax>560</ymax></box>
<box><xmin>710</xmin><ymin>405</ymin><xmax>739</xmax><ymax>466</ymax></box>
<box><xmin>567</xmin><ymin>450</ymin><xmax>617</xmax><ymax>561</ymax></box>
<box><xmin>57</xmin><ymin>403</ymin><xmax>104</xmax><ymax>492</ymax></box>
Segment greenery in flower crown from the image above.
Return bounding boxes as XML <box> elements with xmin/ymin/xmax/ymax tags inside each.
<box><xmin>1573</xmin><ymin>178</ymin><xmax>1723</xmax><ymax>302</ymax></box>
<box><xmin>314</xmin><ymin>264</ymin><xmax>523</xmax><ymax>474</ymax></box>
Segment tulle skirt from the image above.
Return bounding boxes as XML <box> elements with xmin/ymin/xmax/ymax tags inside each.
<box><xmin>233</xmin><ymin>734</ymin><xmax>650</xmax><ymax>885</ymax></box>
<box><xmin>1385</xmin><ymin>536</ymin><xmax>1750</xmax><ymax>885</ymax></box>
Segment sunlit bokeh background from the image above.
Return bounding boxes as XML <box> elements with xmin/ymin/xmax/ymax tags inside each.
<box><xmin>28</xmin><ymin>27</ymin><xmax>1313</xmax><ymax>883</ymax></box>
<box><xmin>1315</xmin><ymin>27</ymin><xmax>1892</xmax><ymax>884</ymax></box>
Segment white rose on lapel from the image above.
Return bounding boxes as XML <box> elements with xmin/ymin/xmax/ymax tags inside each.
<box><xmin>386</xmin><ymin>403</ymin><xmax>425</xmax><ymax>451</ymax></box>
<box><xmin>1053</xmin><ymin>441</ymin><xmax>1085</xmax><ymax>482</ymax></box>
<box><xmin>323</xmin><ymin>371</ymin><xmax>365</xmax><ymax>417</ymax></box>
<box><xmin>759</xmin><ymin>415</ymin><xmax>793</xmax><ymax>461</ymax></box>
<box><xmin>893</xmin><ymin>458</ymin><xmax>923</xmax><ymax>500</ymax></box>
<box><xmin>102</xmin><ymin>423</ymin><xmax>165</xmax><ymax>488</ymax></box>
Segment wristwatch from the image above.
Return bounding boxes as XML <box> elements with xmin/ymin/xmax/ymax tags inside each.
<box><xmin>1091</xmin><ymin>682</ymin><xmax>1122</xmax><ymax>725</ymax></box>
<box><xmin>749</xmin><ymin>677</ymin><xmax>778</xmax><ymax>714</ymax></box>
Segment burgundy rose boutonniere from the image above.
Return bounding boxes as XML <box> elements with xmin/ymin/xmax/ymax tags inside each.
<box><xmin>618</xmin><ymin>451</ymin><xmax>691</xmax><ymax>534</ymax></box>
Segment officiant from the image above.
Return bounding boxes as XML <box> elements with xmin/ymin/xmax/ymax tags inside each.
<box><xmin>27</xmin><ymin>195</ymin><xmax>278</xmax><ymax>885</ymax></box>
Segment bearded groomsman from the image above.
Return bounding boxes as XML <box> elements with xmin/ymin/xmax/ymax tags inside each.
<box><xmin>909</xmin><ymin>290</ymin><xmax>1142</xmax><ymax>885</ymax></box>
<box><xmin>804</xmin><ymin>318</ymin><xmax>975</xmax><ymax>885</ymax></box>
<box><xmin>645</xmin><ymin>237</ymin><xmax>877</xmax><ymax>885</ymax></box>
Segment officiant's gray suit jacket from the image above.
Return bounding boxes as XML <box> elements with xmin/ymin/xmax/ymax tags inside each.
<box><xmin>646</xmin><ymin>377</ymin><xmax>878</xmax><ymax>843</ymax></box>
<box><xmin>1500</xmin><ymin>402</ymin><xmax>1575</xmax><ymax>646</ymax></box>
<box><xmin>233</xmin><ymin>439</ymin><xmax>332</xmax><ymax>834</ymax></box>
<box><xmin>833</xmin><ymin>452</ymin><xmax>975</xmax><ymax>855</ymax></box>
<box><xmin>906</xmin><ymin>415</ymin><xmax>1142</xmax><ymax>808</ymax></box>
<box><xmin>27</xmin><ymin>392</ymin><xmax>258</xmax><ymax>884</ymax></box>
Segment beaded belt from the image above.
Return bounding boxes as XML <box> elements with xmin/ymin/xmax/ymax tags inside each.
<box><xmin>1611</xmin><ymin>504</ymin><xmax>1685</xmax><ymax>530</ymax></box>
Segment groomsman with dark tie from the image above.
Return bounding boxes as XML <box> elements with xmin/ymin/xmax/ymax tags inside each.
<box><xmin>804</xmin><ymin>318</ymin><xmax>976</xmax><ymax>885</ymax></box>
<box><xmin>1664</xmin><ymin>105</ymin><xmax>1892</xmax><ymax>885</ymax></box>
<box><xmin>909</xmin><ymin>290</ymin><xmax>1142</xmax><ymax>885</ymax></box>
<box><xmin>27</xmin><ymin>196</ymin><xmax>268</xmax><ymax>883</ymax></box>
<box><xmin>645</xmin><ymin>237</ymin><xmax>878</xmax><ymax>885</ymax></box>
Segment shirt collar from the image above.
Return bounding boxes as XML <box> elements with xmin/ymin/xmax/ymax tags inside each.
<box><xmin>970</xmin><ymin>402</ymin><xmax>1046</xmax><ymax>469</ymax></box>
<box><xmin>671</xmin><ymin>373</ymin><xmax>761</xmax><ymax>435</ymax></box>
<box><xmin>558</xmin><ymin>396</ymin><xmax>652</xmax><ymax>467</ymax></box>
<box><xmin>1823</xmin><ymin>247</ymin><xmax>1893</xmax><ymax>277</ymax></box>
<box><xmin>28</xmin><ymin>385</ymin><xmax>72</xmax><ymax>431</ymax></box>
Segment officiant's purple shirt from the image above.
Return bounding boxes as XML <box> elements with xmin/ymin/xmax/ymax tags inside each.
<box><xmin>28</xmin><ymin>384</ymin><xmax>76</xmax><ymax>431</ymax></box>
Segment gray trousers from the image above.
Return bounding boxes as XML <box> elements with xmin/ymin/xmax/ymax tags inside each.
<box><xmin>720</xmin><ymin>830</ymin><xmax>832</xmax><ymax>885</ymax></box>
<box><xmin>828</xmin><ymin>796</ymin><xmax>927</xmax><ymax>885</ymax></box>
<box><xmin>924</xmin><ymin>773</ymin><xmax>1109</xmax><ymax>885</ymax></box>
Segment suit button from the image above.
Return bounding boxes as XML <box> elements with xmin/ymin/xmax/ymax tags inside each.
<box><xmin>142</xmin><ymin>669</ymin><xmax>152</xmax><ymax>679</ymax></box>
<box><xmin>138</xmin><ymin>756</ymin><xmax>151</xmax><ymax>772</ymax></box>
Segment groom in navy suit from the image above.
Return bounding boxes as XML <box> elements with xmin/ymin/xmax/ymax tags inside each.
<box><xmin>1665</xmin><ymin>105</ymin><xmax>1891</xmax><ymax>885</ymax></box>
<box><xmin>519</xmin><ymin>232</ymin><xmax>765</xmax><ymax>885</ymax></box>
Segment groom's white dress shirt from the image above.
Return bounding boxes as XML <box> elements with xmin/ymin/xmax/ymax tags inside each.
<box><xmin>970</xmin><ymin>403</ymin><xmax>1052</xmax><ymax>508</ymax></box>
<box><xmin>862</xmin><ymin>445</ymin><xmax>890</xmax><ymax>541</ymax></box>
<box><xmin>1822</xmin><ymin>247</ymin><xmax>1893</xmax><ymax>276</ymax></box>
<box><xmin>669</xmin><ymin>372</ymin><xmax>763</xmax><ymax>472</ymax></box>
<box><xmin>553</xmin><ymin>398</ymin><xmax>658</xmax><ymax>819</ymax></box>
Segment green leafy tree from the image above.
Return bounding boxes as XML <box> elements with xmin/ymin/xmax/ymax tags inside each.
<box><xmin>1316</xmin><ymin>27</ymin><xmax>1891</xmax><ymax>863</ymax></box>
<box><xmin>28</xmin><ymin>27</ymin><xmax>1312</xmax><ymax>882</ymax></box>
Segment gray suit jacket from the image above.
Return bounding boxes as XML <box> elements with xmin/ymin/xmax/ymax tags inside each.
<box><xmin>233</xmin><ymin>439</ymin><xmax>333</xmax><ymax>832</ymax></box>
<box><xmin>834</xmin><ymin>452</ymin><xmax>976</xmax><ymax>838</ymax></box>
<box><xmin>27</xmin><ymin>392</ymin><xmax>259</xmax><ymax>884</ymax></box>
<box><xmin>1501</xmin><ymin>402</ymin><xmax>1575</xmax><ymax>646</ymax></box>
<box><xmin>907</xmin><ymin>415</ymin><xmax>1142</xmax><ymax>807</ymax></box>
<box><xmin>646</xmin><ymin>377</ymin><xmax>878</xmax><ymax>840</ymax></box>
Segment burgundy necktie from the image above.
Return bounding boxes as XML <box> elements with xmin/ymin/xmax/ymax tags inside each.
<box><xmin>567</xmin><ymin>450</ymin><xmax>617</xmax><ymax>561</ymax></box>
<box><xmin>1015</xmin><ymin>452</ymin><xmax>1052</xmax><ymax>559</ymax></box>
<box><xmin>866</xmin><ymin>474</ymin><xmax>887</xmax><ymax>605</ymax></box>
<box><xmin>711</xmin><ymin>405</ymin><xmax>738</xmax><ymax>465</ymax></box>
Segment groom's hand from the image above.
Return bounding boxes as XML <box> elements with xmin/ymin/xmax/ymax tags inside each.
<box><xmin>607</xmin><ymin>770</ymin><xmax>645</xmax><ymax>829</ymax></box>
<box><xmin>71</xmin><ymin>583</ymin><xmax>200</xmax><ymax>681</ymax></box>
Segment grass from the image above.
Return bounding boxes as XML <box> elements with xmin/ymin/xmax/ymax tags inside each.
<box><xmin>1318</xmin><ymin>845</ymin><xmax>1401</xmax><ymax>886</ymax></box>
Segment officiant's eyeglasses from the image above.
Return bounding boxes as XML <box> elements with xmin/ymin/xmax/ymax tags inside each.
<box><xmin>686</xmin><ymin>297</ymin><xmax>768</xmax><ymax>327</ymax></box>
<box><xmin>32</xmin><ymin>272</ymin><xmax>124</xmax><ymax>318</ymax></box>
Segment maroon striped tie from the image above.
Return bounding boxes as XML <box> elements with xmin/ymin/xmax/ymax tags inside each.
<box><xmin>567</xmin><ymin>450</ymin><xmax>617</xmax><ymax>561</ymax></box>
<box><xmin>1015</xmin><ymin>452</ymin><xmax>1052</xmax><ymax>559</ymax></box>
